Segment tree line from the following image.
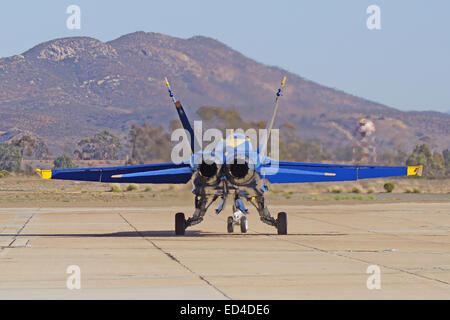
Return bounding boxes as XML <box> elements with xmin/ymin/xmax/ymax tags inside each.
<box><xmin>0</xmin><ymin>106</ymin><xmax>449</xmax><ymax>178</ymax></box>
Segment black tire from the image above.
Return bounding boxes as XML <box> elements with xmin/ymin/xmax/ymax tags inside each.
<box><xmin>175</xmin><ymin>212</ymin><xmax>186</xmax><ymax>235</ymax></box>
<box><xmin>240</xmin><ymin>216</ymin><xmax>248</xmax><ymax>233</ymax></box>
<box><xmin>277</xmin><ymin>212</ymin><xmax>287</xmax><ymax>235</ymax></box>
<box><xmin>227</xmin><ymin>216</ymin><xmax>234</xmax><ymax>233</ymax></box>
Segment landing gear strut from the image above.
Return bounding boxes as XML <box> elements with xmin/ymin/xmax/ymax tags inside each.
<box><xmin>174</xmin><ymin>192</ymin><xmax>214</xmax><ymax>235</ymax></box>
<box><xmin>175</xmin><ymin>191</ymin><xmax>288</xmax><ymax>235</ymax></box>
<box><xmin>252</xmin><ymin>196</ymin><xmax>288</xmax><ymax>235</ymax></box>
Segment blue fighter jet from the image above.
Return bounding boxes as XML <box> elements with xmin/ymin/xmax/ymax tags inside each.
<box><xmin>37</xmin><ymin>77</ymin><xmax>422</xmax><ymax>235</ymax></box>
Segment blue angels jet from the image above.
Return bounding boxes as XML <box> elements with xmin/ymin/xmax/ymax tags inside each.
<box><xmin>36</xmin><ymin>77</ymin><xmax>423</xmax><ymax>235</ymax></box>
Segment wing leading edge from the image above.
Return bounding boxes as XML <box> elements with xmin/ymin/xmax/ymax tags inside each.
<box><xmin>262</xmin><ymin>161</ymin><xmax>422</xmax><ymax>183</ymax></box>
<box><xmin>36</xmin><ymin>162</ymin><xmax>192</xmax><ymax>184</ymax></box>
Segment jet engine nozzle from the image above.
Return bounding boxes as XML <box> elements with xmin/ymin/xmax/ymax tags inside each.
<box><xmin>199</xmin><ymin>161</ymin><xmax>219</xmax><ymax>178</ymax></box>
<box><xmin>226</xmin><ymin>156</ymin><xmax>255</xmax><ymax>186</ymax></box>
<box><xmin>195</xmin><ymin>154</ymin><xmax>223</xmax><ymax>186</ymax></box>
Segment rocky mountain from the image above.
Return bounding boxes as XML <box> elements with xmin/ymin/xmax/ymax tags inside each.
<box><xmin>0</xmin><ymin>31</ymin><xmax>449</xmax><ymax>155</ymax></box>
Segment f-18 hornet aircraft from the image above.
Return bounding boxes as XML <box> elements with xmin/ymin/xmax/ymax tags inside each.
<box><xmin>37</xmin><ymin>77</ymin><xmax>422</xmax><ymax>235</ymax></box>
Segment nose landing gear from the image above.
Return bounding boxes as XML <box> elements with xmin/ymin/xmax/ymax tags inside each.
<box><xmin>227</xmin><ymin>210</ymin><xmax>248</xmax><ymax>233</ymax></box>
<box><xmin>227</xmin><ymin>216</ymin><xmax>234</xmax><ymax>233</ymax></box>
<box><xmin>240</xmin><ymin>215</ymin><xmax>248</xmax><ymax>233</ymax></box>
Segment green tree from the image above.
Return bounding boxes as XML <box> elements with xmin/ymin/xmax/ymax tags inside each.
<box><xmin>443</xmin><ymin>149</ymin><xmax>450</xmax><ymax>176</ymax></box>
<box><xmin>334</xmin><ymin>146</ymin><xmax>353</xmax><ymax>162</ymax></box>
<box><xmin>378</xmin><ymin>150</ymin><xmax>408</xmax><ymax>165</ymax></box>
<box><xmin>53</xmin><ymin>153</ymin><xmax>77</xmax><ymax>170</ymax></box>
<box><xmin>406</xmin><ymin>144</ymin><xmax>445</xmax><ymax>177</ymax></box>
<box><xmin>196</xmin><ymin>106</ymin><xmax>266</xmax><ymax>134</ymax></box>
<box><xmin>406</xmin><ymin>144</ymin><xmax>431</xmax><ymax>177</ymax></box>
<box><xmin>10</xmin><ymin>135</ymin><xmax>36</xmax><ymax>157</ymax></box>
<box><xmin>75</xmin><ymin>130</ymin><xmax>122</xmax><ymax>160</ymax></box>
<box><xmin>0</xmin><ymin>143</ymin><xmax>22</xmax><ymax>172</ymax></box>
<box><xmin>279</xmin><ymin>122</ymin><xmax>328</xmax><ymax>162</ymax></box>
<box><xmin>9</xmin><ymin>135</ymin><xmax>52</xmax><ymax>160</ymax></box>
<box><xmin>432</xmin><ymin>151</ymin><xmax>445</xmax><ymax>176</ymax></box>
<box><xmin>33</xmin><ymin>139</ymin><xmax>52</xmax><ymax>160</ymax></box>
<box><xmin>129</xmin><ymin>123</ymin><xmax>171</xmax><ymax>164</ymax></box>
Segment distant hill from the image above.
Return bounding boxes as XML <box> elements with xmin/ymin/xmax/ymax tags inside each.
<box><xmin>0</xmin><ymin>31</ymin><xmax>449</xmax><ymax>154</ymax></box>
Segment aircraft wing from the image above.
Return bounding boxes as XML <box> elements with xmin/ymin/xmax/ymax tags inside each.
<box><xmin>36</xmin><ymin>162</ymin><xmax>193</xmax><ymax>184</ymax></box>
<box><xmin>260</xmin><ymin>161</ymin><xmax>422</xmax><ymax>183</ymax></box>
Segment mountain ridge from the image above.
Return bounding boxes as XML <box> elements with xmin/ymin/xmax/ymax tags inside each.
<box><xmin>0</xmin><ymin>31</ymin><xmax>448</xmax><ymax>155</ymax></box>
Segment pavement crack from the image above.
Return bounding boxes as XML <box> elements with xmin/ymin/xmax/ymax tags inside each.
<box><xmin>300</xmin><ymin>215</ymin><xmax>450</xmax><ymax>246</ymax></box>
<box><xmin>0</xmin><ymin>209</ymin><xmax>38</xmax><ymax>256</ymax></box>
<box><xmin>216</xmin><ymin>213</ymin><xmax>449</xmax><ymax>287</ymax></box>
<box><xmin>7</xmin><ymin>210</ymin><xmax>38</xmax><ymax>247</ymax></box>
<box><xmin>258</xmin><ymin>232</ymin><xmax>450</xmax><ymax>287</ymax></box>
<box><xmin>118</xmin><ymin>213</ymin><xmax>231</xmax><ymax>300</ymax></box>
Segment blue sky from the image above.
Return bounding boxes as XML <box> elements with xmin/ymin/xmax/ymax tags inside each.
<box><xmin>0</xmin><ymin>1</ymin><xmax>449</xmax><ymax>113</ymax></box>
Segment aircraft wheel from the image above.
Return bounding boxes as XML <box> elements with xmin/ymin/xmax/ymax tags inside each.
<box><xmin>277</xmin><ymin>212</ymin><xmax>287</xmax><ymax>235</ymax></box>
<box><xmin>240</xmin><ymin>216</ymin><xmax>248</xmax><ymax>233</ymax></box>
<box><xmin>175</xmin><ymin>212</ymin><xmax>186</xmax><ymax>235</ymax></box>
<box><xmin>227</xmin><ymin>216</ymin><xmax>234</xmax><ymax>233</ymax></box>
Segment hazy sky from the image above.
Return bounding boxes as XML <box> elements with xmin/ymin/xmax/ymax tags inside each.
<box><xmin>1</xmin><ymin>1</ymin><xmax>449</xmax><ymax>113</ymax></box>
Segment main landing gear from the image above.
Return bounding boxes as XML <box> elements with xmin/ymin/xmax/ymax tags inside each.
<box><xmin>174</xmin><ymin>195</ymin><xmax>288</xmax><ymax>236</ymax></box>
<box><xmin>276</xmin><ymin>212</ymin><xmax>287</xmax><ymax>235</ymax></box>
<box><xmin>175</xmin><ymin>193</ymin><xmax>210</xmax><ymax>236</ymax></box>
<box><xmin>175</xmin><ymin>212</ymin><xmax>186</xmax><ymax>235</ymax></box>
<box><xmin>175</xmin><ymin>211</ymin><xmax>287</xmax><ymax>235</ymax></box>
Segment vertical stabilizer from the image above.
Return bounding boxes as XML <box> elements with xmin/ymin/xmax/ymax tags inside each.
<box><xmin>258</xmin><ymin>76</ymin><xmax>287</xmax><ymax>157</ymax></box>
<box><xmin>165</xmin><ymin>78</ymin><xmax>198</xmax><ymax>153</ymax></box>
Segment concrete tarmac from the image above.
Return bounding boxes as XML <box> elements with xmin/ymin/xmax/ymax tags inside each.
<box><xmin>0</xmin><ymin>203</ymin><xmax>449</xmax><ymax>299</ymax></box>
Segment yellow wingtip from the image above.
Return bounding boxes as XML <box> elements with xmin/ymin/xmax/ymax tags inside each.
<box><xmin>281</xmin><ymin>76</ymin><xmax>287</xmax><ymax>87</ymax></box>
<box><xmin>36</xmin><ymin>169</ymin><xmax>52</xmax><ymax>179</ymax></box>
<box><xmin>407</xmin><ymin>165</ymin><xmax>423</xmax><ymax>176</ymax></box>
<box><xmin>164</xmin><ymin>77</ymin><xmax>170</xmax><ymax>87</ymax></box>
<box><xmin>111</xmin><ymin>174</ymin><xmax>123</xmax><ymax>178</ymax></box>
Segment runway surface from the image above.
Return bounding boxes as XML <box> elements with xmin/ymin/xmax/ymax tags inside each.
<box><xmin>0</xmin><ymin>203</ymin><xmax>449</xmax><ymax>299</ymax></box>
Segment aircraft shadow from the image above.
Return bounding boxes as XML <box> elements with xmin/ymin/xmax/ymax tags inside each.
<box><xmin>0</xmin><ymin>231</ymin><xmax>347</xmax><ymax>238</ymax></box>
